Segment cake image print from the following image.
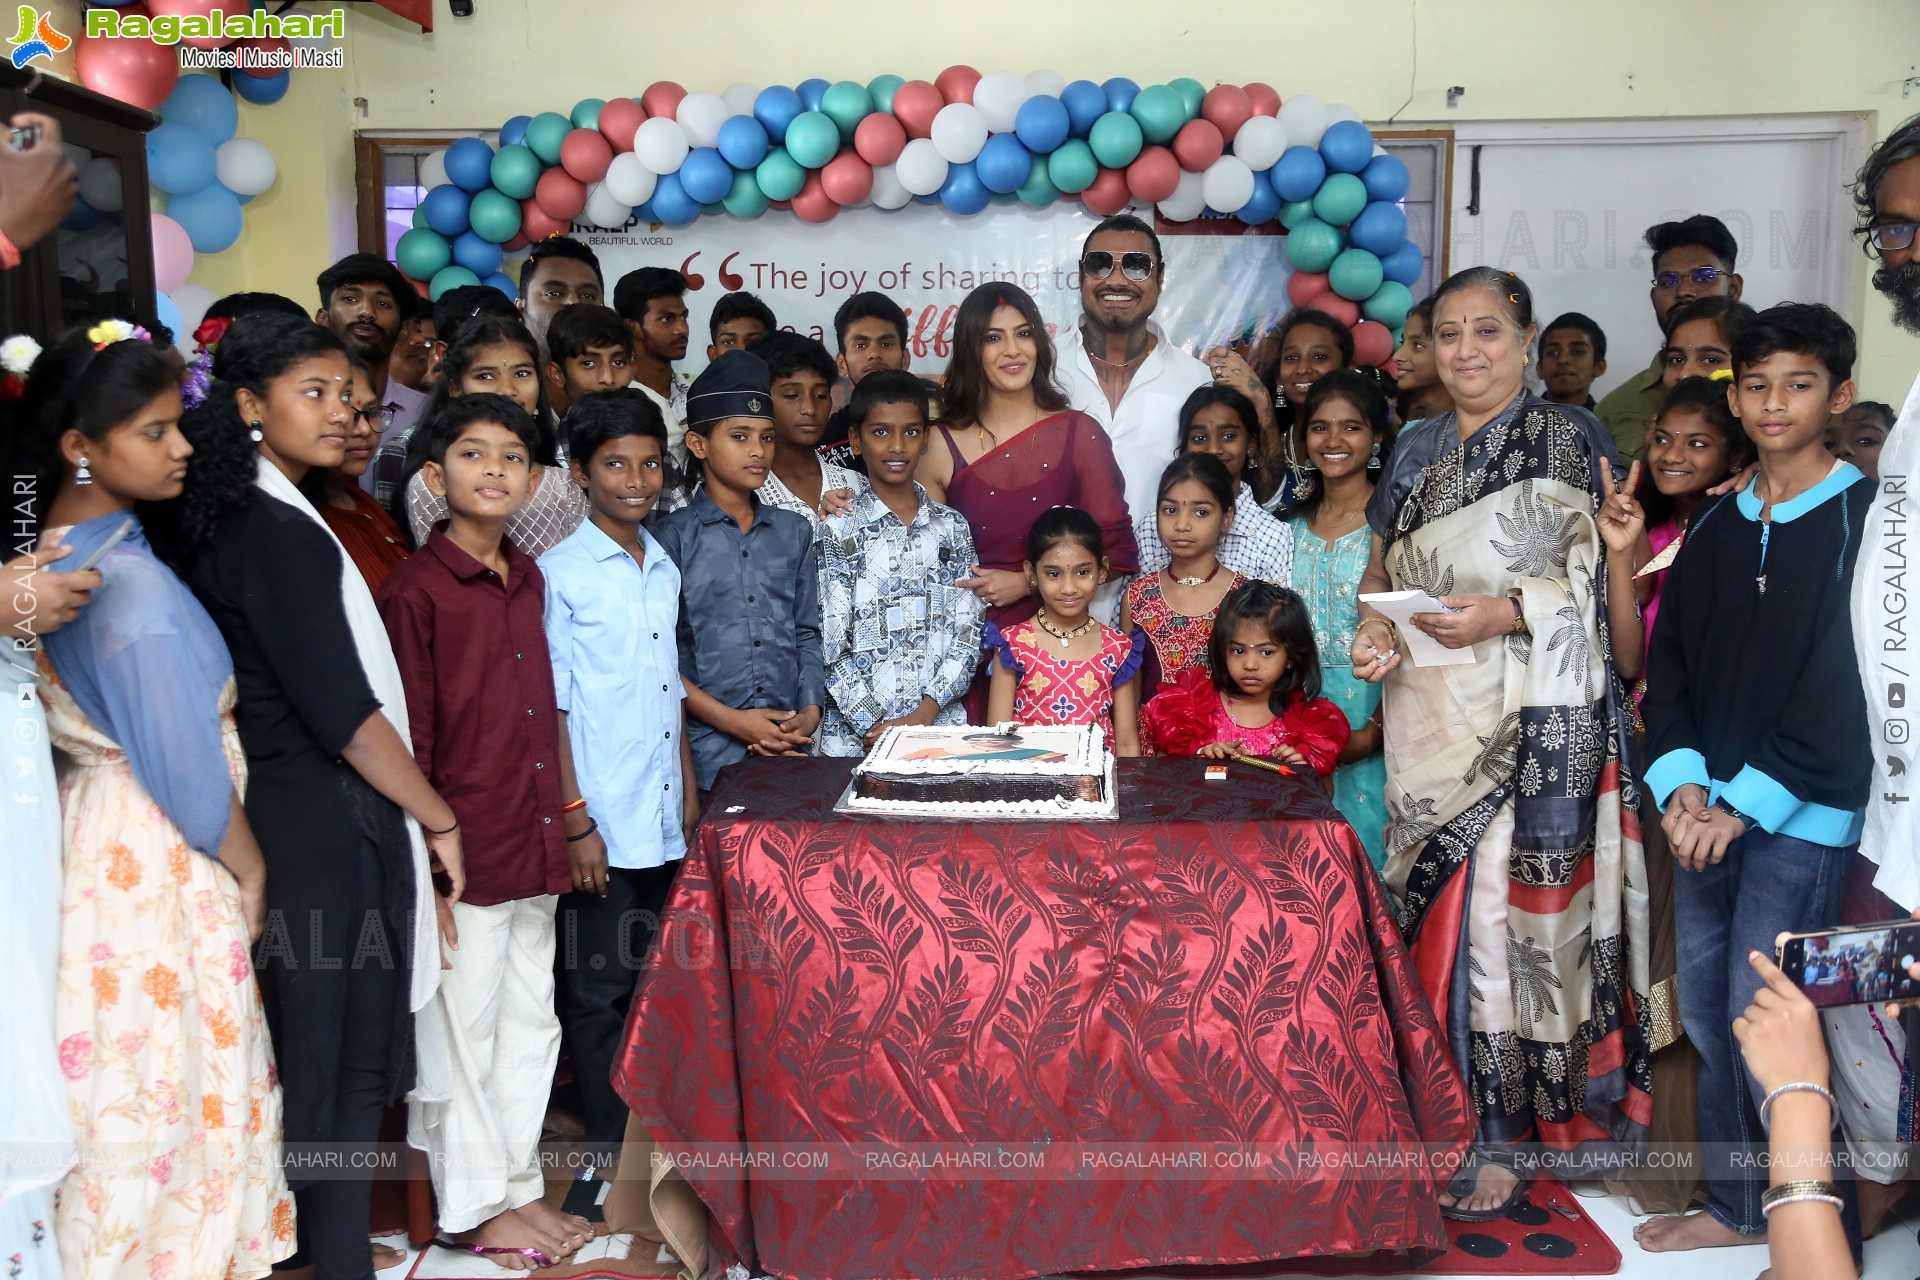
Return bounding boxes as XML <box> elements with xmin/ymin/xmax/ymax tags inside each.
<box><xmin>894</xmin><ymin>729</ymin><xmax>1068</xmax><ymax>763</ymax></box>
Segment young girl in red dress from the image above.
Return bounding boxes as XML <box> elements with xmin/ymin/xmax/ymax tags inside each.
<box><xmin>1142</xmin><ymin>580</ymin><xmax>1349</xmax><ymax>777</ymax></box>
<box><xmin>1120</xmin><ymin>453</ymin><xmax>1247</xmax><ymax>688</ymax></box>
<box><xmin>983</xmin><ymin>507</ymin><xmax>1145</xmax><ymax>755</ymax></box>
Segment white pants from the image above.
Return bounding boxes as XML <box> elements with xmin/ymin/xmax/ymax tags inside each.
<box><xmin>428</xmin><ymin>895</ymin><xmax>561</xmax><ymax>1232</ymax></box>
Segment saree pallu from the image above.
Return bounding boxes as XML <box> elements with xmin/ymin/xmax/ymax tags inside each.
<box><xmin>1380</xmin><ymin>395</ymin><xmax>1653</xmax><ymax>1156</ymax></box>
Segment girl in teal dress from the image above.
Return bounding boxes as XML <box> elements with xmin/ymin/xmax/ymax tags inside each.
<box><xmin>1284</xmin><ymin>371</ymin><xmax>1390</xmax><ymax>869</ymax></box>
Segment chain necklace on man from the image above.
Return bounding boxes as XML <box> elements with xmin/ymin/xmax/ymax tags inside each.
<box><xmin>1035</xmin><ymin>608</ymin><xmax>1098</xmax><ymax>649</ymax></box>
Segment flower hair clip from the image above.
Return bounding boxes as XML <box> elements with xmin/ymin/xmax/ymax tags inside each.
<box><xmin>0</xmin><ymin>333</ymin><xmax>41</xmax><ymax>402</ymax></box>
<box><xmin>180</xmin><ymin>316</ymin><xmax>231</xmax><ymax>412</ymax></box>
<box><xmin>86</xmin><ymin>318</ymin><xmax>152</xmax><ymax>350</ymax></box>
<box><xmin>1709</xmin><ymin>368</ymin><xmax>1734</xmax><ymax>382</ymax></box>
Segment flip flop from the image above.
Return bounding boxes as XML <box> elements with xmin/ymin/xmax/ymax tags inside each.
<box><xmin>431</xmin><ymin>1236</ymin><xmax>556</xmax><ymax>1270</ymax></box>
<box><xmin>1439</xmin><ymin>1150</ymin><xmax>1532</xmax><ymax>1223</ymax></box>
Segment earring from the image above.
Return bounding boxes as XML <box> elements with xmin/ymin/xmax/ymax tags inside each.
<box><xmin>75</xmin><ymin>456</ymin><xmax>92</xmax><ymax>486</ymax></box>
<box><xmin>1369</xmin><ymin>441</ymin><xmax>1382</xmax><ymax>471</ymax></box>
<box><xmin>249</xmin><ymin>420</ymin><xmax>264</xmax><ymax>443</ymax></box>
<box><xmin>1274</xmin><ymin>386</ymin><xmax>1288</xmax><ymax>410</ymax></box>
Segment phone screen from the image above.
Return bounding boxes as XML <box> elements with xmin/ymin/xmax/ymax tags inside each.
<box><xmin>1778</xmin><ymin>920</ymin><xmax>1920</xmax><ymax>1008</ymax></box>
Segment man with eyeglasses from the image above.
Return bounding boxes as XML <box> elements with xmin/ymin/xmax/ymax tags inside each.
<box><xmin>1594</xmin><ymin>214</ymin><xmax>1744</xmax><ymax>457</ymax></box>
<box><xmin>1056</xmin><ymin>214</ymin><xmax>1214</xmax><ymax>527</ymax></box>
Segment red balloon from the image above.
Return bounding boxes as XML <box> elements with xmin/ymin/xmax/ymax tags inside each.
<box><xmin>640</xmin><ymin>81</ymin><xmax>687</xmax><ymax>120</ymax></box>
<box><xmin>76</xmin><ymin>32</ymin><xmax>179</xmax><ymax>111</ymax></box>
<box><xmin>1125</xmin><ymin>146</ymin><xmax>1180</xmax><ymax>203</ymax></box>
<box><xmin>1082</xmin><ymin>167</ymin><xmax>1131</xmax><ymax>217</ymax></box>
<box><xmin>534</xmin><ymin>168</ymin><xmax>588</xmax><ymax>222</ymax></box>
<box><xmin>559</xmin><ymin>128</ymin><xmax>613</xmax><ymax>183</ymax></box>
<box><xmin>820</xmin><ymin>150</ymin><xmax>874</xmax><ymax>206</ymax></box>
<box><xmin>520</xmin><ymin>198</ymin><xmax>569</xmax><ymax>242</ymax></box>
<box><xmin>1200</xmin><ymin>85</ymin><xmax>1252</xmax><ymax>140</ymax></box>
<box><xmin>1305</xmin><ymin>290</ymin><xmax>1360</xmax><ymax>328</ymax></box>
<box><xmin>599</xmin><ymin>98</ymin><xmax>646</xmax><ymax>153</ymax></box>
<box><xmin>934</xmin><ymin>65</ymin><xmax>980</xmax><ymax>105</ymax></box>
<box><xmin>412</xmin><ymin>277</ymin><xmax>431</xmax><ymax>298</ymax></box>
<box><xmin>790</xmin><ymin>171</ymin><xmax>840</xmax><ymax>224</ymax></box>
<box><xmin>1245</xmin><ymin>82</ymin><xmax>1282</xmax><ymax>117</ymax></box>
<box><xmin>1171</xmin><ymin>119</ymin><xmax>1224</xmax><ymax>173</ymax></box>
<box><xmin>234</xmin><ymin>35</ymin><xmax>289</xmax><ymax>78</ymax></box>
<box><xmin>891</xmin><ymin>80</ymin><xmax>944</xmax><ymax>140</ymax></box>
<box><xmin>1287</xmin><ymin>270</ymin><xmax>1329</xmax><ymax>307</ymax></box>
<box><xmin>1351</xmin><ymin>319</ymin><xmax>1395</xmax><ymax>368</ymax></box>
<box><xmin>853</xmin><ymin>112</ymin><xmax>906</xmax><ymax>166</ymax></box>
<box><xmin>502</xmin><ymin>231</ymin><xmax>530</xmax><ymax>253</ymax></box>
<box><xmin>147</xmin><ymin>0</ymin><xmax>249</xmax><ymax>49</ymax></box>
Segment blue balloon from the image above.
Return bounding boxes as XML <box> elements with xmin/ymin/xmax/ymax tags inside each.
<box><xmin>499</xmin><ymin>115</ymin><xmax>532</xmax><ymax>148</ymax></box>
<box><xmin>754</xmin><ymin>86</ymin><xmax>804</xmax><ymax>143</ymax></box>
<box><xmin>649</xmin><ymin>171</ymin><xmax>701</xmax><ymax>225</ymax></box>
<box><xmin>1060</xmin><ymin>80</ymin><xmax>1107</xmax><ymax>139</ymax></box>
<box><xmin>233</xmin><ymin>70</ymin><xmax>288</xmax><ymax>105</ymax></box>
<box><xmin>452</xmin><ymin>230</ymin><xmax>502</xmax><ymax>276</ymax></box>
<box><xmin>717</xmin><ymin>115</ymin><xmax>771</xmax><ymax>170</ymax></box>
<box><xmin>1349</xmin><ymin>200</ymin><xmax>1409</xmax><ymax>255</ymax></box>
<box><xmin>160</xmin><ymin>75</ymin><xmax>237</xmax><ymax>145</ymax></box>
<box><xmin>61</xmin><ymin>199</ymin><xmax>104</xmax><ymax>231</ymax></box>
<box><xmin>1236</xmin><ymin>170</ymin><xmax>1281</xmax><ymax>226</ymax></box>
<box><xmin>420</xmin><ymin>183</ymin><xmax>472</xmax><ymax>237</ymax></box>
<box><xmin>1014</xmin><ymin>95</ymin><xmax>1070</xmax><ymax>153</ymax></box>
<box><xmin>634</xmin><ymin>198</ymin><xmax>657</xmax><ymax>223</ymax></box>
<box><xmin>444</xmin><ymin>137</ymin><xmax>496</xmax><ymax>193</ymax></box>
<box><xmin>912</xmin><ymin>191</ymin><xmax>941</xmax><ymax>206</ymax></box>
<box><xmin>1319</xmin><ymin>119</ymin><xmax>1374</xmax><ymax>175</ymax></box>
<box><xmin>678</xmin><ymin>148</ymin><xmax>734</xmax><ymax>205</ymax></box>
<box><xmin>797</xmin><ymin>78</ymin><xmax>831</xmax><ymax>112</ymax></box>
<box><xmin>939</xmin><ymin>161</ymin><xmax>990</xmax><ymax>216</ymax></box>
<box><xmin>482</xmin><ymin>271</ymin><xmax>517</xmax><ymax>298</ymax></box>
<box><xmin>1101</xmin><ymin>77</ymin><xmax>1140</xmax><ymax>115</ymax></box>
<box><xmin>1270</xmin><ymin>146</ymin><xmax>1328</xmax><ymax>203</ymax></box>
<box><xmin>1380</xmin><ymin>239</ymin><xmax>1425</xmax><ymax>286</ymax></box>
<box><xmin>1362</xmin><ymin>153</ymin><xmax>1411</xmax><ymax>203</ymax></box>
<box><xmin>155</xmin><ymin>291</ymin><xmax>182</xmax><ymax>339</ymax></box>
<box><xmin>146</xmin><ymin>123</ymin><xmax>218</xmax><ymax>196</ymax></box>
<box><xmin>167</xmin><ymin>183</ymin><xmax>243</xmax><ymax>253</ymax></box>
<box><xmin>976</xmin><ymin>133</ymin><xmax>1032</xmax><ymax>194</ymax></box>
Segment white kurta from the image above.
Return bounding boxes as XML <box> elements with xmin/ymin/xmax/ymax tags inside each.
<box><xmin>1055</xmin><ymin>321</ymin><xmax>1213</xmax><ymax>528</ymax></box>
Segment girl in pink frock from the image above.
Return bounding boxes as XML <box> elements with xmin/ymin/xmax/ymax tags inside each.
<box><xmin>984</xmin><ymin>508</ymin><xmax>1145</xmax><ymax>755</ymax></box>
<box><xmin>1142</xmin><ymin>581</ymin><xmax>1350</xmax><ymax>778</ymax></box>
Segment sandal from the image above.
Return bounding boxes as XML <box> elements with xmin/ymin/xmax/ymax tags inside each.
<box><xmin>1439</xmin><ymin>1149</ymin><xmax>1532</xmax><ymax>1223</ymax></box>
<box><xmin>431</xmin><ymin>1236</ymin><xmax>556</xmax><ymax>1270</ymax></box>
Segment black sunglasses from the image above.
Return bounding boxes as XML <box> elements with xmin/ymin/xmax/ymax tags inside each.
<box><xmin>1082</xmin><ymin>250</ymin><xmax>1158</xmax><ymax>282</ymax></box>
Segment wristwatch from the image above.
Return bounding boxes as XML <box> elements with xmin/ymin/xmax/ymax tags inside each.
<box><xmin>1713</xmin><ymin>797</ymin><xmax>1754</xmax><ymax>829</ymax></box>
<box><xmin>1506</xmin><ymin>590</ymin><xmax>1527</xmax><ymax>634</ymax></box>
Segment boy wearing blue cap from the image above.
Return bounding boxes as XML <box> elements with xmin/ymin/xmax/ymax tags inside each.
<box><xmin>655</xmin><ymin>350</ymin><xmax>825</xmax><ymax>795</ymax></box>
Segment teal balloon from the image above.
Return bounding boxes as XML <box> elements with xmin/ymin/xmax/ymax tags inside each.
<box><xmin>396</xmin><ymin>227</ymin><xmax>452</xmax><ymax>279</ymax></box>
<box><xmin>820</xmin><ymin>80</ymin><xmax>873</xmax><ymax>140</ymax></box>
<box><xmin>755</xmin><ymin>148</ymin><xmax>807</xmax><ymax>201</ymax></box>
<box><xmin>1047</xmin><ymin>139</ymin><xmax>1098</xmax><ymax>194</ymax></box>
<box><xmin>992</xmin><ymin>191</ymin><xmax>1019</xmax><ymax>206</ymax></box>
<box><xmin>525</xmin><ymin>112</ymin><xmax>572</xmax><ymax>164</ymax></box>
<box><xmin>1362</xmin><ymin>280</ymin><xmax>1415</xmax><ymax>327</ymax></box>
<box><xmin>722</xmin><ymin>168</ymin><xmax>771</xmax><ymax>218</ymax></box>
<box><xmin>1311</xmin><ymin>172</ymin><xmax>1368</xmax><ymax>226</ymax></box>
<box><xmin>1285</xmin><ymin>217</ymin><xmax>1344</xmax><ymax>273</ymax></box>
<box><xmin>784</xmin><ymin>112</ymin><xmax>839</xmax><ymax>169</ymax></box>
<box><xmin>1169</xmin><ymin>77</ymin><xmax>1205</xmax><ymax>118</ymax></box>
<box><xmin>1017</xmin><ymin>155</ymin><xmax>1059</xmax><ymax>207</ymax></box>
<box><xmin>1128</xmin><ymin>85</ymin><xmax>1185</xmax><ymax>145</ymax></box>
<box><xmin>571</xmin><ymin>98</ymin><xmax>605</xmax><ymax>130</ymax></box>
<box><xmin>1328</xmin><ymin>247</ymin><xmax>1384</xmax><ymax>301</ymax></box>
<box><xmin>468</xmin><ymin>188</ymin><xmax>522</xmax><ymax>243</ymax></box>
<box><xmin>489</xmin><ymin>144</ymin><xmax>541</xmax><ymax>199</ymax></box>
<box><xmin>868</xmin><ymin>74</ymin><xmax>905</xmax><ymax>113</ymax></box>
<box><xmin>702</xmin><ymin>201</ymin><xmax>726</xmax><ymax>216</ymax></box>
<box><xmin>411</xmin><ymin>205</ymin><xmax>429</xmax><ymax>230</ymax></box>
<box><xmin>1088</xmin><ymin>111</ymin><xmax>1143</xmax><ymax>168</ymax></box>
<box><xmin>1278</xmin><ymin>199</ymin><xmax>1316</xmax><ymax>230</ymax></box>
<box><xmin>429</xmin><ymin>265</ymin><xmax>482</xmax><ymax>301</ymax></box>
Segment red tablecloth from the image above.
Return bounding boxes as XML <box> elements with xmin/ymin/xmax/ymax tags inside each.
<box><xmin>613</xmin><ymin>758</ymin><xmax>1471</xmax><ymax>1280</ymax></box>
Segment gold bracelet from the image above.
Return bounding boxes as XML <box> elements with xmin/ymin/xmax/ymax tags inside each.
<box><xmin>1359</xmin><ymin>616</ymin><xmax>1399</xmax><ymax>651</ymax></box>
<box><xmin>1760</xmin><ymin>1180</ymin><xmax>1843</xmax><ymax>1216</ymax></box>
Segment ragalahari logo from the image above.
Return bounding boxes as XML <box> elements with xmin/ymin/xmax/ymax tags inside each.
<box><xmin>8</xmin><ymin>7</ymin><xmax>71</xmax><ymax>69</ymax></box>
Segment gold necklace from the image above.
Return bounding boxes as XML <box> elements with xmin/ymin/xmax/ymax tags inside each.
<box><xmin>1034</xmin><ymin>608</ymin><xmax>1097</xmax><ymax>650</ymax></box>
<box><xmin>1166</xmin><ymin>563</ymin><xmax>1220</xmax><ymax>588</ymax></box>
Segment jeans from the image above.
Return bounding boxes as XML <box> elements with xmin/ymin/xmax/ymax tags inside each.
<box><xmin>1673</xmin><ymin>828</ymin><xmax>1848</xmax><ymax>1234</ymax></box>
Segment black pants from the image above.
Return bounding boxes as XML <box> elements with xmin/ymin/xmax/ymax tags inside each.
<box><xmin>555</xmin><ymin>863</ymin><xmax>680</xmax><ymax>1164</ymax></box>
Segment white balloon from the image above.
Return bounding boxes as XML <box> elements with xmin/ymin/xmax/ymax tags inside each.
<box><xmin>1024</xmin><ymin>69</ymin><xmax>1067</xmax><ymax>99</ymax></box>
<box><xmin>722</xmin><ymin>82</ymin><xmax>761</xmax><ymax>117</ymax></box>
<box><xmin>632</xmin><ymin>117</ymin><xmax>690</xmax><ymax>175</ymax></box>
<box><xmin>869</xmin><ymin>163</ymin><xmax>912</xmax><ymax>210</ymax></box>
<box><xmin>584</xmin><ymin>180</ymin><xmax>632</xmax><ymax>229</ymax></box>
<box><xmin>929</xmin><ymin>102</ymin><xmax>987</xmax><ymax>164</ymax></box>
<box><xmin>1327</xmin><ymin>102</ymin><xmax>1364</xmax><ymax>126</ymax></box>
<box><xmin>1277</xmin><ymin>94</ymin><xmax>1329</xmax><ymax>149</ymax></box>
<box><xmin>1231</xmin><ymin>116</ymin><xmax>1288</xmax><ymax>171</ymax></box>
<box><xmin>1373</xmin><ymin>143</ymin><xmax>1389</xmax><ymax>158</ymax></box>
<box><xmin>62</xmin><ymin>142</ymin><xmax>90</xmax><ymax>170</ymax></box>
<box><xmin>895</xmin><ymin>138</ymin><xmax>950</xmax><ymax>196</ymax></box>
<box><xmin>603</xmin><ymin>150</ymin><xmax>658</xmax><ymax>206</ymax></box>
<box><xmin>171</xmin><ymin>283</ymin><xmax>217</xmax><ymax>346</ymax></box>
<box><xmin>972</xmin><ymin>71</ymin><xmax>1028</xmax><ymax>133</ymax></box>
<box><xmin>215</xmin><ymin>137</ymin><xmax>277</xmax><ymax>197</ymax></box>
<box><xmin>76</xmin><ymin>157</ymin><xmax>124</xmax><ymax>212</ymax></box>
<box><xmin>1157</xmin><ymin>168</ymin><xmax>1205</xmax><ymax>222</ymax></box>
<box><xmin>1201</xmin><ymin>155</ymin><xmax>1255</xmax><ymax>215</ymax></box>
<box><xmin>419</xmin><ymin>149</ymin><xmax>449</xmax><ymax>190</ymax></box>
<box><xmin>674</xmin><ymin>91</ymin><xmax>729</xmax><ymax>149</ymax></box>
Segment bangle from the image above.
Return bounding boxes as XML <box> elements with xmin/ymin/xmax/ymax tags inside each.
<box><xmin>1760</xmin><ymin>1180</ymin><xmax>1843</xmax><ymax>1217</ymax></box>
<box><xmin>424</xmin><ymin>817</ymin><xmax>459</xmax><ymax>836</ymax></box>
<box><xmin>1359</xmin><ymin>616</ymin><xmax>1399</xmax><ymax>651</ymax></box>
<box><xmin>1759</xmin><ymin>1081</ymin><xmax>1836</xmax><ymax>1129</ymax></box>
<box><xmin>1507</xmin><ymin>590</ymin><xmax>1528</xmax><ymax>634</ymax></box>
<box><xmin>0</xmin><ymin>230</ymin><xmax>20</xmax><ymax>270</ymax></box>
<box><xmin>561</xmin><ymin>797</ymin><xmax>588</xmax><ymax>813</ymax></box>
<box><xmin>566</xmin><ymin>819</ymin><xmax>599</xmax><ymax>843</ymax></box>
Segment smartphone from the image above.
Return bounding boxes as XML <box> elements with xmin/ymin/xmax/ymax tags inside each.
<box><xmin>70</xmin><ymin>517</ymin><xmax>134</xmax><ymax>574</ymax></box>
<box><xmin>1777</xmin><ymin>919</ymin><xmax>1920</xmax><ymax>1008</ymax></box>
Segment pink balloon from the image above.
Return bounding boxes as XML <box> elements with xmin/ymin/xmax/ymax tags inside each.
<box><xmin>1245</xmin><ymin>82</ymin><xmax>1282</xmax><ymax>117</ymax></box>
<box><xmin>1082</xmin><ymin>167</ymin><xmax>1131</xmax><ymax>217</ymax></box>
<box><xmin>640</xmin><ymin>81</ymin><xmax>687</xmax><ymax>120</ymax></box>
<box><xmin>560</xmin><ymin>128</ymin><xmax>613</xmax><ymax>183</ymax></box>
<box><xmin>599</xmin><ymin>98</ymin><xmax>646</xmax><ymax>153</ymax></box>
<box><xmin>1351</xmin><ymin>319</ymin><xmax>1395</xmax><ymax>368</ymax></box>
<box><xmin>892</xmin><ymin>80</ymin><xmax>943</xmax><ymax>140</ymax></box>
<box><xmin>520</xmin><ymin>198</ymin><xmax>569</xmax><ymax>242</ymax></box>
<box><xmin>535</xmin><ymin>168</ymin><xmax>588</xmax><ymax>221</ymax></box>
<box><xmin>502</xmin><ymin>231</ymin><xmax>530</xmax><ymax>253</ymax></box>
<box><xmin>1287</xmin><ymin>270</ymin><xmax>1329</xmax><ymax>307</ymax></box>
<box><xmin>233</xmin><ymin>35</ymin><xmax>289</xmax><ymax>77</ymax></box>
<box><xmin>820</xmin><ymin>150</ymin><xmax>874</xmax><ymax>206</ymax></box>
<box><xmin>150</xmin><ymin>213</ymin><xmax>194</xmax><ymax>295</ymax></box>
<box><xmin>934</xmin><ymin>65</ymin><xmax>980</xmax><ymax>106</ymax></box>
<box><xmin>790</xmin><ymin>171</ymin><xmax>840</xmax><ymax>224</ymax></box>
<box><xmin>1200</xmin><ymin>85</ymin><xmax>1253</xmax><ymax>140</ymax></box>
<box><xmin>1305</xmin><ymin>291</ymin><xmax>1360</xmax><ymax>329</ymax></box>
<box><xmin>147</xmin><ymin>0</ymin><xmax>250</xmax><ymax>49</ymax></box>
<box><xmin>854</xmin><ymin>112</ymin><xmax>907</xmax><ymax>166</ymax></box>
<box><xmin>1172</xmin><ymin>119</ymin><xmax>1224</xmax><ymax>173</ymax></box>
<box><xmin>77</xmin><ymin>32</ymin><xmax>179</xmax><ymax>111</ymax></box>
<box><xmin>1125</xmin><ymin>146</ymin><xmax>1180</xmax><ymax>203</ymax></box>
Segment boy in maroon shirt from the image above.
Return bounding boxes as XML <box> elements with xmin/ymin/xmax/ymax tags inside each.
<box><xmin>377</xmin><ymin>393</ymin><xmax>593</xmax><ymax>1269</ymax></box>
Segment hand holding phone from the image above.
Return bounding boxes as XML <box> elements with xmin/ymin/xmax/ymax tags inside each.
<box><xmin>73</xmin><ymin>517</ymin><xmax>135</xmax><ymax>573</ymax></box>
<box><xmin>1776</xmin><ymin>919</ymin><xmax>1920</xmax><ymax>1008</ymax></box>
<box><xmin>0</xmin><ymin>112</ymin><xmax>77</xmax><ymax>252</ymax></box>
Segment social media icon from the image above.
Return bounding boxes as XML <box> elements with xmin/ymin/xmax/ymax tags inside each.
<box><xmin>1893</xmin><ymin>683</ymin><xmax>1908</xmax><ymax>708</ymax></box>
<box><xmin>1893</xmin><ymin>757</ymin><xmax>1910</xmax><ymax>779</ymax></box>
<box><xmin>1889</xmin><ymin>718</ymin><xmax>1911</xmax><ymax>745</ymax></box>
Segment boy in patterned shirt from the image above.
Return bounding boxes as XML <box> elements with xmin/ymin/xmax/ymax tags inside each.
<box><xmin>815</xmin><ymin>370</ymin><xmax>984</xmax><ymax>756</ymax></box>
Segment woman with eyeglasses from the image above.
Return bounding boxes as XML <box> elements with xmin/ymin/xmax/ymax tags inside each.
<box><xmin>304</xmin><ymin>356</ymin><xmax>413</xmax><ymax>592</ymax></box>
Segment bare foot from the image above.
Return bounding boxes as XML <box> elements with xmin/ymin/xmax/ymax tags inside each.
<box><xmin>458</xmin><ymin>1210</ymin><xmax>573</xmax><ymax>1271</ymax></box>
<box><xmin>371</xmin><ymin>1242</ymin><xmax>408</xmax><ymax>1271</ymax></box>
<box><xmin>1633</xmin><ymin>1210</ymin><xmax>1760</xmax><ymax>1252</ymax></box>
<box><xmin>1858</xmin><ymin>1177</ymin><xmax>1910</xmax><ymax>1238</ymax></box>
<box><xmin>514</xmin><ymin>1198</ymin><xmax>594</xmax><ymax>1252</ymax></box>
<box><xmin>1440</xmin><ymin>1161</ymin><xmax>1519</xmax><ymax>1216</ymax></box>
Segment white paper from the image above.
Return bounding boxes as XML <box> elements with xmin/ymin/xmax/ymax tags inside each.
<box><xmin>1359</xmin><ymin>590</ymin><xmax>1480</xmax><ymax>667</ymax></box>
